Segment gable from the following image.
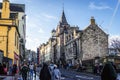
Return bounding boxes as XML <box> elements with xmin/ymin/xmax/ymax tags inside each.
<box><xmin>83</xmin><ymin>24</ymin><xmax>107</xmax><ymax>36</ymax></box>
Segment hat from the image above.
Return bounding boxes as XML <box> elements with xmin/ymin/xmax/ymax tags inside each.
<box><xmin>54</xmin><ymin>64</ymin><xmax>57</xmax><ymax>68</ymax></box>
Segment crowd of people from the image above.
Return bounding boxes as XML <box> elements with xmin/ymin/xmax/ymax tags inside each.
<box><xmin>0</xmin><ymin>63</ymin><xmax>18</xmax><ymax>76</ymax></box>
<box><xmin>39</xmin><ymin>63</ymin><xmax>61</xmax><ymax>80</ymax></box>
<box><xmin>0</xmin><ymin>61</ymin><xmax>118</xmax><ymax>80</ymax></box>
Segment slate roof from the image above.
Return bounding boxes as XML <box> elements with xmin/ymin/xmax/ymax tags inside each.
<box><xmin>0</xmin><ymin>3</ymin><xmax>25</xmax><ymax>12</ymax></box>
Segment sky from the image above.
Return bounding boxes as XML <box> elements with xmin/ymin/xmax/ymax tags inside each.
<box><xmin>0</xmin><ymin>0</ymin><xmax>120</xmax><ymax>52</ymax></box>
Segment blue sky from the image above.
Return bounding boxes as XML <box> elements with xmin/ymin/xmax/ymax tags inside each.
<box><xmin>0</xmin><ymin>0</ymin><xmax>120</xmax><ymax>51</ymax></box>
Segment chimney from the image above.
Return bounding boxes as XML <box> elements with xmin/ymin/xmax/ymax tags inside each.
<box><xmin>90</xmin><ymin>16</ymin><xmax>95</xmax><ymax>25</ymax></box>
<box><xmin>1</xmin><ymin>0</ymin><xmax>10</xmax><ymax>18</ymax></box>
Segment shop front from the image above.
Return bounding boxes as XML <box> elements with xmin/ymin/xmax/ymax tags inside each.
<box><xmin>14</xmin><ymin>52</ymin><xmax>19</xmax><ymax>65</ymax></box>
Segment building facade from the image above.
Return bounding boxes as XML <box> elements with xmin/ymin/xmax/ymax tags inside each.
<box><xmin>0</xmin><ymin>0</ymin><xmax>26</xmax><ymax>65</ymax></box>
<box><xmin>25</xmin><ymin>49</ymin><xmax>37</xmax><ymax>64</ymax></box>
<box><xmin>108</xmin><ymin>48</ymin><xmax>120</xmax><ymax>56</ymax></box>
<box><xmin>0</xmin><ymin>0</ymin><xmax>20</xmax><ymax>65</ymax></box>
<box><xmin>39</xmin><ymin>10</ymin><xmax>108</xmax><ymax>66</ymax></box>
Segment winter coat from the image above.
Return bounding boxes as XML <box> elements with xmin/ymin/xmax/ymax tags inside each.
<box><xmin>0</xmin><ymin>63</ymin><xmax>4</xmax><ymax>75</ymax></box>
<box><xmin>53</xmin><ymin>68</ymin><xmax>61</xmax><ymax>80</ymax></box>
<box><xmin>12</xmin><ymin>64</ymin><xmax>17</xmax><ymax>75</ymax></box>
<box><xmin>101</xmin><ymin>62</ymin><xmax>117</xmax><ymax>80</ymax></box>
<box><xmin>39</xmin><ymin>64</ymin><xmax>51</xmax><ymax>80</ymax></box>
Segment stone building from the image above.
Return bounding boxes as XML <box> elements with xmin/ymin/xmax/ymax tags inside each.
<box><xmin>81</xmin><ymin>17</ymin><xmax>108</xmax><ymax>65</ymax></box>
<box><xmin>0</xmin><ymin>0</ymin><xmax>21</xmax><ymax>65</ymax></box>
<box><xmin>39</xmin><ymin>43</ymin><xmax>45</xmax><ymax>64</ymax></box>
<box><xmin>39</xmin><ymin>10</ymin><xmax>108</xmax><ymax>66</ymax></box>
<box><xmin>0</xmin><ymin>0</ymin><xmax>26</xmax><ymax>65</ymax></box>
<box><xmin>25</xmin><ymin>49</ymin><xmax>37</xmax><ymax>63</ymax></box>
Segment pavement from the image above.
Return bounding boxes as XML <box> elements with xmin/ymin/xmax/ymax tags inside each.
<box><xmin>0</xmin><ymin>75</ymin><xmax>14</xmax><ymax>80</ymax></box>
<box><xmin>1</xmin><ymin>68</ymin><xmax>120</xmax><ymax>80</ymax></box>
<box><xmin>0</xmin><ymin>73</ymin><xmax>39</xmax><ymax>80</ymax></box>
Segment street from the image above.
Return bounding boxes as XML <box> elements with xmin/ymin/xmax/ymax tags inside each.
<box><xmin>33</xmin><ymin>68</ymin><xmax>101</xmax><ymax>80</ymax></box>
<box><xmin>2</xmin><ymin>68</ymin><xmax>119</xmax><ymax>80</ymax></box>
<box><xmin>60</xmin><ymin>69</ymin><xmax>100</xmax><ymax>80</ymax></box>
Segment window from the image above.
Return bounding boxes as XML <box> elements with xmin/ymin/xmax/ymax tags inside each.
<box><xmin>15</xmin><ymin>32</ymin><xmax>16</xmax><ymax>46</ymax></box>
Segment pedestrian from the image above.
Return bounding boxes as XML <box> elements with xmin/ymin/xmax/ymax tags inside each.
<box><xmin>101</xmin><ymin>62</ymin><xmax>117</xmax><ymax>80</ymax></box>
<box><xmin>12</xmin><ymin>64</ymin><xmax>17</xmax><ymax>75</ymax></box>
<box><xmin>0</xmin><ymin>63</ymin><xmax>4</xmax><ymax>75</ymax></box>
<box><xmin>8</xmin><ymin>65</ymin><xmax>13</xmax><ymax>75</ymax></box>
<box><xmin>33</xmin><ymin>63</ymin><xmax>37</xmax><ymax>78</ymax></box>
<box><xmin>29</xmin><ymin>63</ymin><xmax>34</xmax><ymax>79</ymax></box>
<box><xmin>111</xmin><ymin>62</ymin><xmax>117</xmax><ymax>72</ymax></box>
<box><xmin>99</xmin><ymin>63</ymin><xmax>103</xmax><ymax>74</ymax></box>
<box><xmin>93</xmin><ymin>63</ymin><xmax>99</xmax><ymax>75</ymax></box>
<box><xmin>3</xmin><ymin>63</ymin><xmax>7</xmax><ymax>75</ymax></box>
<box><xmin>53</xmin><ymin>65</ymin><xmax>61</xmax><ymax>80</ymax></box>
<box><xmin>39</xmin><ymin>63</ymin><xmax>51</xmax><ymax>80</ymax></box>
<box><xmin>20</xmin><ymin>63</ymin><xmax>29</xmax><ymax>80</ymax></box>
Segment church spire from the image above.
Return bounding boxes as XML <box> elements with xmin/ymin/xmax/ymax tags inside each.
<box><xmin>59</xmin><ymin>9</ymin><xmax>68</xmax><ymax>25</ymax></box>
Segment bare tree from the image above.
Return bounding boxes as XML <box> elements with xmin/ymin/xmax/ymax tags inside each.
<box><xmin>111</xmin><ymin>38</ymin><xmax>120</xmax><ymax>52</ymax></box>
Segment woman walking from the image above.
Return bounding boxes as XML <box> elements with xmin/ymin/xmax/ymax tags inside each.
<box><xmin>101</xmin><ymin>62</ymin><xmax>117</xmax><ymax>80</ymax></box>
<box><xmin>39</xmin><ymin>63</ymin><xmax>51</xmax><ymax>80</ymax></box>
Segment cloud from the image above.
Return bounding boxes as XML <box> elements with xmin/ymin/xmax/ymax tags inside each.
<box><xmin>26</xmin><ymin>36</ymin><xmax>49</xmax><ymax>51</ymax></box>
<box><xmin>89</xmin><ymin>2</ymin><xmax>112</xmax><ymax>10</ymax></box>
<box><xmin>38</xmin><ymin>28</ymin><xmax>45</xmax><ymax>33</ymax></box>
<box><xmin>26</xmin><ymin>37</ymin><xmax>41</xmax><ymax>51</ymax></box>
<box><xmin>42</xmin><ymin>13</ymin><xmax>57</xmax><ymax>20</ymax></box>
<box><xmin>26</xmin><ymin>14</ymin><xmax>43</xmax><ymax>28</ymax></box>
<box><xmin>25</xmin><ymin>0</ymin><xmax>32</xmax><ymax>3</ymax></box>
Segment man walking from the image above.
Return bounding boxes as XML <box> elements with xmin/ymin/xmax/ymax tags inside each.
<box><xmin>29</xmin><ymin>63</ymin><xmax>34</xmax><ymax>79</ymax></box>
<box><xmin>21</xmin><ymin>63</ymin><xmax>29</xmax><ymax>80</ymax></box>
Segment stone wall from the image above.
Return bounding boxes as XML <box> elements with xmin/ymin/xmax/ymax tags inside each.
<box><xmin>82</xmin><ymin>25</ymin><xmax>108</xmax><ymax>60</ymax></box>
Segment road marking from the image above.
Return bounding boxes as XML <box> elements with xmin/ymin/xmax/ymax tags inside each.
<box><xmin>76</xmin><ymin>75</ymin><xmax>94</xmax><ymax>79</ymax></box>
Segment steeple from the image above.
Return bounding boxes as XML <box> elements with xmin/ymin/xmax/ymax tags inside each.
<box><xmin>59</xmin><ymin>10</ymin><xmax>68</xmax><ymax>25</ymax></box>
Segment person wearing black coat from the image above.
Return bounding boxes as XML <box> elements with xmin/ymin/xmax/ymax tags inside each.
<box><xmin>101</xmin><ymin>62</ymin><xmax>117</xmax><ymax>80</ymax></box>
<box><xmin>0</xmin><ymin>63</ymin><xmax>4</xmax><ymax>75</ymax></box>
<box><xmin>39</xmin><ymin>63</ymin><xmax>51</xmax><ymax>80</ymax></box>
<box><xmin>20</xmin><ymin>63</ymin><xmax>29</xmax><ymax>80</ymax></box>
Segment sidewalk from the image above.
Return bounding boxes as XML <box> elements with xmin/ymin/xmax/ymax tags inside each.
<box><xmin>0</xmin><ymin>75</ymin><xmax>14</xmax><ymax>80</ymax></box>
